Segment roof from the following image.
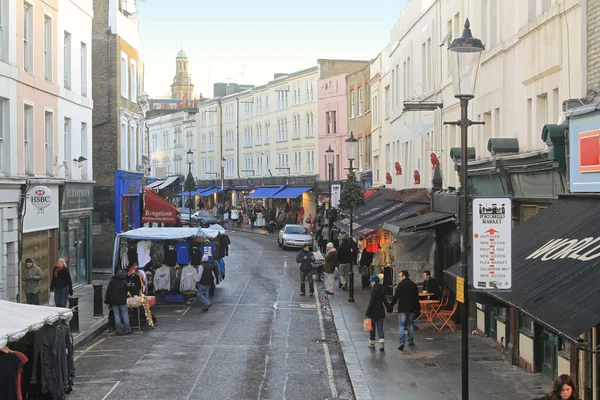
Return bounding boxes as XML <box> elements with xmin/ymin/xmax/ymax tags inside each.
<box><xmin>382</xmin><ymin>211</ymin><xmax>456</xmax><ymax>233</ymax></box>
<box><xmin>177</xmin><ymin>48</ymin><xmax>187</xmax><ymax>58</ymax></box>
<box><xmin>447</xmin><ymin>197</ymin><xmax>600</xmax><ymax>342</ymax></box>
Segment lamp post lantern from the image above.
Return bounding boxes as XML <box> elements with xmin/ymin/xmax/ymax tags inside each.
<box><xmin>186</xmin><ymin>148</ymin><xmax>194</xmax><ymax>225</ymax></box>
<box><xmin>345</xmin><ymin>132</ymin><xmax>358</xmax><ymax>303</ymax></box>
<box><xmin>444</xmin><ymin>18</ymin><xmax>485</xmax><ymax>400</ymax></box>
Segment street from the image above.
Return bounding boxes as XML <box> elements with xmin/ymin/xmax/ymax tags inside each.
<box><xmin>70</xmin><ymin>232</ymin><xmax>352</xmax><ymax>400</ymax></box>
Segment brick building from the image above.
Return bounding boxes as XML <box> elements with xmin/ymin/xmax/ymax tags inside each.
<box><xmin>92</xmin><ymin>0</ymin><xmax>147</xmax><ymax>268</ymax></box>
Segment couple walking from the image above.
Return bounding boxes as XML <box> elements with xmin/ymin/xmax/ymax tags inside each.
<box><xmin>364</xmin><ymin>270</ymin><xmax>421</xmax><ymax>351</ymax></box>
<box><xmin>322</xmin><ymin>240</ymin><xmax>353</xmax><ymax>295</ymax></box>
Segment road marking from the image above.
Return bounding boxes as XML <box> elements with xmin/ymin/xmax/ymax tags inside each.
<box><xmin>74</xmin><ymin>337</ymin><xmax>106</xmax><ymax>361</ymax></box>
<box><xmin>101</xmin><ymin>381</ymin><xmax>120</xmax><ymax>400</ymax></box>
<box><xmin>314</xmin><ymin>283</ymin><xmax>338</xmax><ymax>398</ymax></box>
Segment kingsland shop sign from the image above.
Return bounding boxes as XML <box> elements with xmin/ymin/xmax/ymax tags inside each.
<box><xmin>526</xmin><ymin>238</ymin><xmax>600</xmax><ymax>262</ymax></box>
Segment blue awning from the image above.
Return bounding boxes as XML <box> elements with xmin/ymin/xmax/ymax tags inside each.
<box><xmin>270</xmin><ymin>186</ymin><xmax>312</xmax><ymax>199</ymax></box>
<box><xmin>197</xmin><ymin>187</ymin><xmax>225</xmax><ymax>197</ymax></box>
<box><xmin>246</xmin><ymin>186</ymin><xmax>285</xmax><ymax>199</ymax></box>
<box><xmin>193</xmin><ymin>187</ymin><xmax>214</xmax><ymax>195</ymax></box>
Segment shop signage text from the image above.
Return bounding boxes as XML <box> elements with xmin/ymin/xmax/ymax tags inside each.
<box><xmin>526</xmin><ymin>237</ymin><xmax>600</xmax><ymax>262</ymax></box>
<box><xmin>29</xmin><ymin>186</ymin><xmax>53</xmax><ymax>210</ymax></box>
<box><xmin>456</xmin><ymin>276</ymin><xmax>464</xmax><ymax>303</ymax></box>
<box><xmin>63</xmin><ymin>183</ymin><xmax>94</xmax><ymax>211</ymax></box>
<box><xmin>472</xmin><ymin>197</ymin><xmax>512</xmax><ymax>290</ymax></box>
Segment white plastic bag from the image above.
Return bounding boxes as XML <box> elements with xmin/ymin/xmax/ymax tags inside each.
<box><xmin>49</xmin><ymin>292</ymin><xmax>56</xmax><ymax>307</ymax></box>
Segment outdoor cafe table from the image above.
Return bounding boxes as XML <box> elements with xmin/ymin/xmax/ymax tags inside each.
<box><xmin>419</xmin><ymin>299</ymin><xmax>441</xmax><ymax>330</ymax></box>
<box><xmin>415</xmin><ymin>293</ymin><xmax>435</xmax><ymax>320</ymax></box>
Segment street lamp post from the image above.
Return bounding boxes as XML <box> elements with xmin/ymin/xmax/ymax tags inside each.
<box><xmin>325</xmin><ymin>145</ymin><xmax>335</xmax><ymax>216</ymax></box>
<box><xmin>221</xmin><ymin>156</ymin><xmax>226</xmax><ymax>204</ymax></box>
<box><xmin>443</xmin><ymin>18</ymin><xmax>485</xmax><ymax>400</ymax></box>
<box><xmin>186</xmin><ymin>148</ymin><xmax>194</xmax><ymax>225</ymax></box>
<box><xmin>345</xmin><ymin>132</ymin><xmax>358</xmax><ymax>304</ymax></box>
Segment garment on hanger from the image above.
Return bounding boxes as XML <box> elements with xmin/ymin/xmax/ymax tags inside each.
<box><xmin>175</xmin><ymin>241</ymin><xmax>190</xmax><ymax>265</ymax></box>
<box><xmin>127</xmin><ymin>242</ymin><xmax>138</xmax><ymax>267</ymax></box>
<box><xmin>0</xmin><ymin>349</ymin><xmax>27</xmax><ymax>400</ymax></box>
<box><xmin>137</xmin><ymin>240</ymin><xmax>152</xmax><ymax>269</ymax></box>
<box><xmin>190</xmin><ymin>245</ymin><xmax>203</xmax><ymax>265</ymax></box>
<box><xmin>170</xmin><ymin>265</ymin><xmax>182</xmax><ymax>292</ymax></box>
<box><xmin>163</xmin><ymin>242</ymin><xmax>177</xmax><ymax>266</ymax></box>
<box><xmin>154</xmin><ymin>265</ymin><xmax>171</xmax><ymax>291</ymax></box>
<box><xmin>120</xmin><ymin>242</ymin><xmax>129</xmax><ymax>270</ymax></box>
<box><xmin>180</xmin><ymin>265</ymin><xmax>197</xmax><ymax>291</ymax></box>
<box><xmin>200</xmin><ymin>241</ymin><xmax>217</xmax><ymax>262</ymax></box>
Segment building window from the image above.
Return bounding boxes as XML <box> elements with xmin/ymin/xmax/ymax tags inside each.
<box><xmin>350</xmin><ymin>90</ymin><xmax>355</xmax><ymax>118</ymax></box>
<box><xmin>306</xmin><ymin>81</ymin><xmax>313</xmax><ymax>102</ymax></box>
<box><xmin>130</xmin><ymin>60</ymin><xmax>137</xmax><ymax>102</ymax></box>
<box><xmin>326</xmin><ymin>111</ymin><xmax>337</xmax><ymax>134</ymax></box>
<box><xmin>265</xmin><ymin>122</ymin><xmax>270</xmax><ymax>144</ymax></box>
<box><xmin>209</xmin><ymin>159</ymin><xmax>215</xmax><ymax>174</ymax></box>
<box><xmin>278</xmin><ymin>153</ymin><xmax>289</xmax><ymax>170</ymax></box>
<box><xmin>120</xmin><ymin>53</ymin><xmax>128</xmax><ymax>98</ymax></box>
<box><xmin>306</xmin><ymin>113</ymin><xmax>313</xmax><ymax>137</ymax></box>
<box><xmin>201</xmin><ymin>160</ymin><xmax>207</xmax><ymax>178</ymax></box>
<box><xmin>255</xmin><ymin>97</ymin><xmax>262</xmax><ymax>115</ymax></box>
<box><xmin>385</xmin><ymin>87</ymin><xmax>391</xmax><ymax>119</ymax></box>
<box><xmin>358</xmin><ymin>138</ymin><xmax>363</xmax><ymax>171</ymax></box>
<box><xmin>23</xmin><ymin>105</ymin><xmax>34</xmax><ymax>174</ymax></box>
<box><xmin>519</xmin><ymin>312</ymin><xmax>535</xmax><ymax>335</ymax></box>
<box><xmin>294</xmin><ymin>115</ymin><xmax>300</xmax><ymax>139</ymax></box>
<box><xmin>257</xmin><ymin>156</ymin><xmax>263</xmax><ymax>176</ymax></box>
<box><xmin>64</xmin><ymin>32</ymin><xmax>71</xmax><ymax>89</ymax></box>
<box><xmin>45</xmin><ymin>111</ymin><xmax>53</xmax><ymax>176</ymax></box>
<box><xmin>294</xmin><ymin>151</ymin><xmax>301</xmax><ymax>173</ymax></box>
<box><xmin>208</xmin><ymin>133</ymin><xmax>214</xmax><ymax>151</ymax></box>
<box><xmin>256</xmin><ymin>124</ymin><xmax>262</xmax><ymax>144</ymax></box>
<box><xmin>81</xmin><ymin>42</ymin><xmax>88</xmax><ymax>96</ymax></box>
<box><xmin>0</xmin><ymin>0</ymin><xmax>8</xmax><ymax>61</ymax></box>
<box><xmin>23</xmin><ymin>2</ymin><xmax>33</xmax><ymax>73</ymax></box>
<box><xmin>307</xmin><ymin>150</ymin><xmax>314</xmax><ymax>172</ymax></box>
<box><xmin>81</xmin><ymin>122</ymin><xmax>87</xmax><ymax>178</ymax></box>
<box><xmin>245</xmin><ymin>128</ymin><xmax>252</xmax><ymax>147</ymax></box>
<box><xmin>403</xmin><ymin>57</ymin><xmax>411</xmax><ymax>100</ymax></box>
<box><xmin>44</xmin><ymin>16</ymin><xmax>52</xmax><ymax>81</ymax></box>
<box><xmin>265</xmin><ymin>95</ymin><xmax>270</xmax><ymax>112</ymax></box>
<box><xmin>358</xmin><ymin>87</ymin><xmax>363</xmax><ymax>115</ymax></box>
<box><xmin>266</xmin><ymin>154</ymin><xmax>271</xmax><ymax>172</ymax></box>
<box><xmin>373</xmin><ymin>96</ymin><xmax>378</xmax><ymax>126</ymax></box>
<box><xmin>0</xmin><ymin>97</ymin><xmax>7</xmax><ymax>172</ymax></box>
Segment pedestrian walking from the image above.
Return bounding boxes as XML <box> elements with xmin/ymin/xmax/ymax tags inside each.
<box><xmin>50</xmin><ymin>258</ymin><xmax>73</xmax><ymax>308</ymax></box>
<box><xmin>197</xmin><ymin>255</ymin><xmax>219</xmax><ymax>311</ymax></box>
<box><xmin>323</xmin><ymin>243</ymin><xmax>337</xmax><ymax>295</ymax></box>
<box><xmin>365</xmin><ymin>275</ymin><xmax>389</xmax><ymax>351</ymax></box>
<box><xmin>296</xmin><ymin>244</ymin><xmax>315</xmax><ymax>296</ymax></box>
<box><xmin>387</xmin><ymin>270</ymin><xmax>420</xmax><ymax>350</ymax></box>
<box><xmin>536</xmin><ymin>374</ymin><xmax>578</xmax><ymax>400</ymax></box>
<box><xmin>337</xmin><ymin>238</ymin><xmax>353</xmax><ymax>291</ymax></box>
<box><xmin>315</xmin><ymin>225</ymin><xmax>328</xmax><ymax>254</ymax></box>
<box><xmin>105</xmin><ymin>270</ymin><xmax>132</xmax><ymax>335</ymax></box>
<box><xmin>22</xmin><ymin>258</ymin><xmax>42</xmax><ymax>305</ymax></box>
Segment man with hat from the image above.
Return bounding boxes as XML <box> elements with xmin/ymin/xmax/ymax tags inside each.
<box><xmin>22</xmin><ymin>258</ymin><xmax>42</xmax><ymax>305</ymax></box>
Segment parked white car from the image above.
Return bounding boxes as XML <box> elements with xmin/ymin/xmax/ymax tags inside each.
<box><xmin>278</xmin><ymin>224</ymin><xmax>313</xmax><ymax>251</ymax></box>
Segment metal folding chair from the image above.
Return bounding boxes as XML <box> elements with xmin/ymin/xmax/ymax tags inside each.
<box><xmin>436</xmin><ymin>300</ymin><xmax>458</xmax><ymax>332</ymax></box>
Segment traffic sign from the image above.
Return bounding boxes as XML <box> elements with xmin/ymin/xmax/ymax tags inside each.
<box><xmin>472</xmin><ymin>197</ymin><xmax>512</xmax><ymax>290</ymax></box>
<box><xmin>456</xmin><ymin>276</ymin><xmax>464</xmax><ymax>303</ymax></box>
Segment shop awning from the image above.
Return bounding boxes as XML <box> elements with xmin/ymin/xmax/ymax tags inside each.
<box><xmin>363</xmin><ymin>188</ymin><xmax>377</xmax><ymax>198</ymax></box>
<box><xmin>246</xmin><ymin>186</ymin><xmax>285</xmax><ymax>199</ymax></box>
<box><xmin>382</xmin><ymin>211</ymin><xmax>456</xmax><ymax>233</ymax></box>
<box><xmin>157</xmin><ymin>176</ymin><xmax>179</xmax><ymax>190</ymax></box>
<box><xmin>448</xmin><ymin>197</ymin><xmax>600</xmax><ymax>342</ymax></box>
<box><xmin>270</xmin><ymin>186</ymin><xmax>312</xmax><ymax>199</ymax></box>
<box><xmin>198</xmin><ymin>187</ymin><xmax>226</xmax><ymax>197</ymax></box>
<box><xmin>334</xmin><ymin>191</ymin><xmax>390</xmax><ymax>232</ymax></box>
<box><xmin>145</xmin><ymin>180</ymin><xmax>164</xmax><ymax>190</ymax></box>
<box><xmin>0</xmin><ymin>301</ymin><xmax>72</xmax><ymax>348</ymax></box>
<box><xmin>175</xmin><ymin>191</ymin><xmax>196</xmax><ymax>197</ymax></box>
<box><xmin>141</xmin><ymin>190</ymin><xmax>179</xmax><ymax>224</ymax></box>
<box><xmin>352</xmin><ymin>202</ymin><xmax>430</xmax><ymax>239</ymax></box>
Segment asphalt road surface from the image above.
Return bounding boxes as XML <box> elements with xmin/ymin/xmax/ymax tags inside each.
<box><xmin>71</xmin><ymin>232</ymin><xmax>352</xmax><ymax>400</ymax></box>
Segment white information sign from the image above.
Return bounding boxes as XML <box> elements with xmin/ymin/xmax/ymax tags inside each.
<box><xmin>472</xmin><ymin>197</ymin><xmax>512</xmax><ymax>290</ymax></box>
<box><xmin>331</xmin><ymin>184</ymin><xmax>341</xmax><ymax>208</ymax></box>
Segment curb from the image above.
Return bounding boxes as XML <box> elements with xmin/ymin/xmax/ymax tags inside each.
<box><xmin>72</xmin><ymin>316</ymin><xmax>108</xmax><ymax>349</ymax></box>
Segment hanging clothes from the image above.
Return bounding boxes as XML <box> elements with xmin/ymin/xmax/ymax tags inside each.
<box><xmin>180</xmin><ymin>265</ymin><xmax>197</xmax><ymax>292</ymax></box>
<box><xmin>127</xmin><ymin>242</ymin><xmax>138</xmax><ymax>267</ymax></box>
<box><xmin>170</xmin><ymin>265</ymin><xmax>182</xmax><ymax>292</ymax></box>
<box><xmin>137</xmin><ymin>240</ymin><xmax>152</xmax><ymax>269</ymax></box>
<box><xmin>200</xmin><ymin>241</ymin><xmax>217</xmax><ymax>262</ymax></box>
<box><xmin>0</xmin><ymin>349</ymin><xmax>27</xmax><ymax>400</ymax></box>
<box><xmin>175</xmin><ymin>241</ymin><xmax>190</xmax><ymax>265</ymax></box>
<box><xmin>163</xmin><ymin>242</ymin><xmax>177</xmax><ymax>266</ymax></box>
<box><xmin>190</xmin><ymin>245</ymin><xmax>203</xmax><ymax>265</ymax></box>
<box><xmin>154</xmin><ymin>265</ymin><xmax>171</xmax><ymax>291</ymax></box>
<box><xmin>120</xmin><ymin>242</ymin><xmax>129</xmax><ymax>270</ymax></box>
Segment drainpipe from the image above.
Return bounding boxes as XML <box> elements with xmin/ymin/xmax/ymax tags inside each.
<box><xmin>236</xmin><ymin>96</ymin><xmax>240</xmax><ymax>178</ymax></box>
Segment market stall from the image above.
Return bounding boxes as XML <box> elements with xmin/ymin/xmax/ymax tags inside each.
<box><xmin>0</xmin><ymin>301</ymin><xmax>75</xmax><ymax>399</ymax></box>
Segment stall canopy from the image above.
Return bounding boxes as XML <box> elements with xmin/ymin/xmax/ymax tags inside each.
<box><xmin>446</xmin><ymin>197</ymin><xmax>600</xmax><ymax>342</ymax></box>
<box><xmin>145</xmin><ymin>180</ymin><xmax>164</xmax><ymax>190</ymax></box>
<box><xmin>0</xmin><ymin>301</ymin><xmax>72</xmax><ymax>348</ymax></box>
<box><xmin>157</xmin><ymin>176</ymin><xmax>179</xmax><ymax>190</ymax></box>
<box><xmin>246</xmin><ymin>186</ymin><xmax>285</xmax><ymax>199</ymax></box>
<box><xmin>352</xmin><ymin>202</ymin><xmax>430</xmax><ymax>239</ymax></box>
<box><xmin>198</xmin><ymin>187</ymin><xmax>225</xmax><ymax>197</ymax></box>
<box><xmin>382</xmin><ymin>211</ymin><xmax>456</xmax><ymax>233</ymax></box>
<box><xmin>270</xmin><ymin>186</ymin><xmax>312</xmax><ymax>199</ymax></box>
<box><xmin>142</xmin><ymin>190</ymin><xmax>179</xmax><ymax>224</ymax></box>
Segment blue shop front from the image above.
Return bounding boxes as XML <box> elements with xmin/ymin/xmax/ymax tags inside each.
<box><xmin>115</xmin><ymin>170</ymin><xmax>144</xmax><ymax>234</ymax></box>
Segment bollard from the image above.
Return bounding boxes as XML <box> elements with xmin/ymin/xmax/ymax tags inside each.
<box><xmin>68</xmin><ymin>297</ymin><xmax>80</xmax><ymax>333</ymax></box>
<box><xmin>348</xmin><ymin>266</ymin><xmax>355</xmax><ymax>303</ymax></box>
<box><xmin>93</xmin><ymin>284</ymin><xmax>104</xmax><ymax>317</ymax></box>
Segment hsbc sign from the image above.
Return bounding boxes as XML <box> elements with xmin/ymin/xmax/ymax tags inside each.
<box><xmin>29</xmin><ymin>185</ymin><xmax>53</xmax><ymax>210</ymax></box>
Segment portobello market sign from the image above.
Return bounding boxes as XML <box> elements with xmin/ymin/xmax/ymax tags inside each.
<box><xmin>526</xmin><ymin>237</ymin><xmax>600</xmax><ymax>262</ymax></box>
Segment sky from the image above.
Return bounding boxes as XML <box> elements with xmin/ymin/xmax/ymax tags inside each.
<box><xmin>137</xmin><ymin>0</ymin><xmax>408</xmax><ymax>98</ymax></box>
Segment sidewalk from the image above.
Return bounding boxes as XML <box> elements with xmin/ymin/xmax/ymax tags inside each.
<box><xmin>328</xmin><ymin>284</ymin><xmax>552</xmax><ymax>400</ymax></box>
<box><xmin>70</xmin><ymin>271</ymin><xmax>111</xmax><ymax>348</ymax></box>
<box><xmin>227</xmin><ymin>223</ymin><xmax>274</xmax><ymax>236</ymax></box>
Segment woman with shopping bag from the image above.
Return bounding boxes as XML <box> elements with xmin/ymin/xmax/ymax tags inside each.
<box><xmin>364</xmin><ymin>275</ymin><xmax>389</xmax><ymax>351</ymax></box>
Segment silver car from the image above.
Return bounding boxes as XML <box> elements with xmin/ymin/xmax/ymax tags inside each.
<box><xmin>278</xmin><ymin>224</ymin><xmax>313</xmax><ymax>251</ymax></box>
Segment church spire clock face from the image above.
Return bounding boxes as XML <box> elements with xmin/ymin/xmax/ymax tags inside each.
<box><xmin>171</xmin><ymin>48</ymin><xmax>194</xmax><ymax>102</ymax></box>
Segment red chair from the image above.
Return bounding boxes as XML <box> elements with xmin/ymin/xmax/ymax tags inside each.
<box><xmin>436</xmin><ymin>300</ymin><xmax>458</xmax><ymax>332</ymax></box>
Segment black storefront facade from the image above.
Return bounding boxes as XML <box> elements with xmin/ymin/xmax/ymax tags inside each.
<box><xmin>59</xmin><ymin>182</ymin><xmax>94</xmax><ymax>286</ymax></box>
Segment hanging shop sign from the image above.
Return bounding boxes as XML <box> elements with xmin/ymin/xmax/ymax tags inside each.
<box><xmin>331</xmin><ymin>184</ymin><xmax>341</xmax><ymax>208</ymax></box>
<box><xmin>24</xmin><ymin>184</ymin><xmax>59</xmax><ymax>233</ymax></box>
<box><xmin>29</xmin><ymin>186</ymin><xmax>53</xmax><ymax>211</ymax></box>
<box><xmin>472</xmin><ymin>197</ymin><xmax>512</xmax><ymax>290</ymax></box>
<box><xmin>62</xmin><ymin>183</ymin><xmax>94</xmax><ymax>212</ymax></box>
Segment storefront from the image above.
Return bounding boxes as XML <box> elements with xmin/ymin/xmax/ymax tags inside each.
<box><xmin>59</xmin><ymin>183</ymin><xmax>94</xmax><ymax>286</ymax></box>
<box><xmin>115</xmin><ymin>170</ymin><xmax>143</xmax><ymax>234</ymax></box>
<box><xmin>0</xmin><ymin>180</ymin><xmax>23</xmax><ymax>302</ymax></box>
<box><xmin>22</xmin><ymin>183</ymin><xmax>60</xmax><ymax>304</ymax></box>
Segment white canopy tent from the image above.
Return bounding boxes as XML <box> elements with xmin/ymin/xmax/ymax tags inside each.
<box><xmin>112</xmin><ymin>227</ymin><xmax>219</xmax><ymax>273</ymax></box>
<box><xmin>0</xmin><ymin>300</ymin><xmax>72</xmax><ymax>348</ymax></box>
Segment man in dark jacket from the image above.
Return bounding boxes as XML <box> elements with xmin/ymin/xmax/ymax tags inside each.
<box><xmin>296</xmin><ymin>244</ymin><xmax>315</xmax><ymax>296</ymax></box>
<box><xmin>422</xmin><ymin>270</ymin><xmax>442</xmax><ymax>300</ymax></box>
<box><xmin>197</xmin><ymin>256</ymin><xmax>219</xmax><ymax>311</ymax></box>
<box><xmin>337</xmin><ymin>239</ymin><xmax>353</xmax><ymax>290</ymax></box>
<box><xmin>365</xmin><ymin>275</ymin><xmax>389</xmax><ymax>351</ymax></box>
<box><xmin>388</xmin><ymin>270</ymin><xmax>420</xmax><ymax>350</ymax></box>
<box><xmin>105</xmin><ymin>271</ymin><xmax>132</xmax><ymax>335</ymax></box>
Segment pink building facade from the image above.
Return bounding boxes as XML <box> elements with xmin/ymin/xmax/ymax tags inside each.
<box><xmin>317</xmin><ymin>74</ymin><xmax>349</xmax><ymax>181</ymax></box>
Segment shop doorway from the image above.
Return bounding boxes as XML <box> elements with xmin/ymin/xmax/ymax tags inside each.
<box><xmin>60</xmin><ymin>217</ymin><xmax>88</xmax><ymax>286</ymax></box>
<box><xmin>541</xmin><ymin>330</ymin><xmax>558</xmax><ymax>380</ymax></box>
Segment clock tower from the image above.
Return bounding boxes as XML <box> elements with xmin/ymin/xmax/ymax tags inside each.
<box><xmin>171</xmin><ymin>48</ymin><xmax>195</xmax><ymax>102</ymax></box>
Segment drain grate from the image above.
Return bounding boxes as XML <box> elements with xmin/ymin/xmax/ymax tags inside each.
<box><xmin>423</xmin><ymin>362</ymin><xmax>437</xmax><ymax>367</ymax></box>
